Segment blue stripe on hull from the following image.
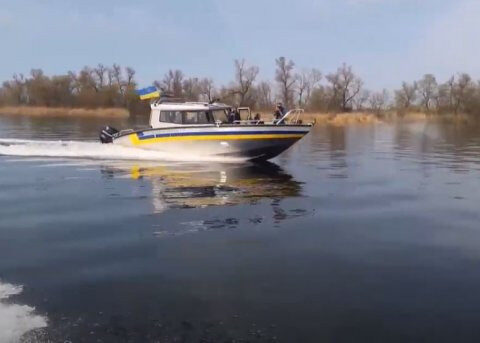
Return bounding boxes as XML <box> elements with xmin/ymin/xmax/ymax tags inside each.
<box><xmin>137</xmin><ymin>130</ymin><xmax>305</xmax><ymax>140</ymax></box>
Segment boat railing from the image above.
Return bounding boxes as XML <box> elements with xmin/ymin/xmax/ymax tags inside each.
<box><xmin>276</xmin><ymin>109</ymin><xmax>305</xmax><ymax>125</ymax></box>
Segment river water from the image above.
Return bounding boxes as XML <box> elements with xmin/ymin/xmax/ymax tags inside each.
<box><xmin>1</xmin><ymin>115</ymin><xmax>480</xmax><ymax>342</ymax></box>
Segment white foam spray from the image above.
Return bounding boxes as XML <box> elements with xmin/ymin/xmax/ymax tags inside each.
<box><xmin>0</xmin><ymin>281</ymin><xmax>47</xmax><ymax>343</ymax></box>
<box><xmin>0</xmin><ymin>138</ymin><xmax>245</xmax><ymax>163</ymax></box>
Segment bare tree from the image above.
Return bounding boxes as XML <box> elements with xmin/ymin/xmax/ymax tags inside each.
<box><xmin>94</xmin><ymin>64</ymin><xmax>107</xmax><ymax>88</ymax></box>
<box><xmin>182</xmin><ymin>77</ymin><xmax>201</xmax><ymax>101</ymax></box>
<box><xmin>2</xmin><ymin>73</ymin><xmax>27</xmax><ymax>104</ymax></box>
<box><xmin>394</xmin><ymin>81</ymin><xmax>417</xmax><ymax>109</ymax></box>
<box><xmin>275</xmin><ymin>57</ymin><xmax>296</xmax><ymax>108</ymax></box>
<box><xmin>199</xmin><ymin>78</ymin><xmax>215</xmax><ymax>102</ymax></box>
<box><xmin>368</xmin><ymin>89</ymin><xmax>389</xmax><ymax>114</ymax></box>
<box><xmin>110</xmin><ymin>64</ymin><xmax>124</xmax><ymax>95</ymax></box>
<box><xmin>125</xmin><ymin>67</ymin><xmax>136</xmax><ymax>87</ymax></box>
<box><xmin>353</xmin><ymin>89</ymin><xmax>371</xmax><ymax>111</ymax></box>
<box><xmin>232</xmin><ymin>59</ymin><xmax>259</xmax><ymax>106</ymax></box>
<box><xmin>418</xmin><ymin>74</ymin><xmax>437</xmax><ymax>111</ymax></box>
<box><xmin>0</xmin><ymin>63</ymin><xmax>145</xmax><ymax>111</ymax></box>
<box><xmin>256</xmin><ymin>81</ymin><xmax>274</xmax><ymax>110</ymax></box>
<box><xmin>295</xmin><ymin>68</ymin><xmax>322</xmax><ymax>108</ymax></box>
<box><xmin>326</xmin><ymin>63</ymin><xmax>363</xmax><ymax>111</ymax></box>
<box><xmin>159</xmin><ymin>69</ymin><xmax>184</xmax><ymax>97</ymax></box>
<box><xmin>452</xmin><ymin>73</ymin><xmax>475</xmax><ymax>114</ymax></box>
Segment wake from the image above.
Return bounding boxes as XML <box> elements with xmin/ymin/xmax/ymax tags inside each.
<box><xmin>0</xmin><ymin>138</ymin><xmax>245</xmax><ymax>162</ymax></box>
<box><xmin>0</xmin><ymin>281</ymin><xmax>47</xmax><ymax>342</ymax></box>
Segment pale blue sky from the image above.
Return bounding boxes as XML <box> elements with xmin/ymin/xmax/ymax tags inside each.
<box><xmin>1</xmin><ymin>0</ymin><xmax>479</xmax><ymax>90</ymax></box>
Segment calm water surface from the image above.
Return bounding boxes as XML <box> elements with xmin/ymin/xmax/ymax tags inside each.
<box><xmin>1</xmin><ymin>115</ymin><xmax>480</xmax><ymax>342</ymax></box>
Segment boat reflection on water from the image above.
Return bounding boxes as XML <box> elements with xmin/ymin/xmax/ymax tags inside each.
<box><xmin>101</xmin><ymin>161</ymin><xmax>303</xmax><ymax>213</ymax></box>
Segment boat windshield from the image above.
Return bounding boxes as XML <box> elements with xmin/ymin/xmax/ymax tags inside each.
<box><xmin>211</xmin><ymin>109</ymin><xmax>230</xmax><ymax>123</ymax></box>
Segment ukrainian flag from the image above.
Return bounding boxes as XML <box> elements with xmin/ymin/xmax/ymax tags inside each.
<box><xmin>136</xmin><ymin>86</ymin><xmax>161</xmax><ymax>100</ymax></box>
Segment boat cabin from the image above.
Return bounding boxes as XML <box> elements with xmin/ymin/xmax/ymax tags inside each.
<box><xmin>150</xmin><ymin>101</ymin><xmax>232</xmax><ymax>128</ymax></box>
<box><xmin>148</xmin><ymin>99</ymin><xmax>307</xmax><ymax>129</ymax></box>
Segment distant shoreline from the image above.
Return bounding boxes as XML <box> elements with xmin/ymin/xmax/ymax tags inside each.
<box><xmin>0</xmin><ymin>106</ymin><xmax>474</xmax><ymax>126</ymax></box>
<box><xmin>0</xmin><ymin>106</ymin><xmax>129</xmax><ymax>118</ymax></box>
<box><xmin>255</xmin><ymin>111</ymin><xmax>474</xmax><ymax>126</ymax></box>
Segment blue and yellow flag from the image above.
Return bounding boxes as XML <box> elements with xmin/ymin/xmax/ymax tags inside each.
<box><xmin>136</xmin><ymin>86</ymin><xmax>160</xmax><ymax>100</ymax></box>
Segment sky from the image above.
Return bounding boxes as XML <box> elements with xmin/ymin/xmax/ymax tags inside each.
<box><xmin>0</xmin><ymin>0</ymin><xmax>479</xmax><ymax>91</ymax></box>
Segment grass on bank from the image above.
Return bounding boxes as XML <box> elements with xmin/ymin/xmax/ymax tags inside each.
<box><xmin>0</xmin><ymin>106</ymin><xmax>129</xmax><ymax>118</ymax></box>
<box><xmin>256</xmin><ymin>111</ymin><xmax>474</xmax><ymax>126</ymax></box>
<box><xmin>0</xmin><ymin>105</ymin><xmax>474</xmax><ymax>125</ymax></box>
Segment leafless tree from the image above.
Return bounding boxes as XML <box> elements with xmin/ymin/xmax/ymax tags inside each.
<box><xmin>418</xmin><ymin>74</ymin><xmax>437</xmax><ymax>111</ymax></box>
<box><xmin>199</xmin><ymin>78</ymin><xmax>215</xmax><ymax>102</ymax></box>
<box><xmin>368</xmin><ymin>89</ymin><xmax>389</xmax><ymax>114</ymax></box>
<box><xmin>394</xmin><ymin>82</ymin><xmax>417</xmax><ymax>109</ymax></box>
<box><xmin>326</xmin><ymin>63</ymin><xmax>363</xmax><ymax>111</ymax></box>
<box><xmin>452</xmin><ymin>73</ymin><xmax>475</xmax><ymax>114</ymax></box>
<box><xmin>159</xmin><ymin>69</ymin><xmax>184</xmax><ymax>97</ymax></box>
<box><xmin>295</xmin><ymin>68</ymin><xmax>322</xmax><ymax>108</ymax></box>
<box><xmin>125</xmin><ymin>67</ymin><xmax>136</xmax><ymax>87</ymax></box>
<box><xmin>112</xmin><ymin>64</ymin><xmax>123</xmax><ymax>92</ymax></box>
<box><xmin>353</xmin><ymin>89</ymin><xmax>371</xmax><ymax>111</ymax></box>
<box><xmin>94</xmin><ymin>64</ymin><xmax>107</xmax><ymax>88</ymax></box>
<box><xmin>275</xmin><ymin>57</ymin><xmax>296</xmax><ymax>108</ymax></box>
<box><xmin>232</xmin><ymin>59</ymin><xmax>259</xmax><ymax>106</ymax></box>
<box><xmin>256</xmin><ymin>81</ymin><xmax>274</xmax><ymax>110</ymax></box>
<box><xmin>182</xmin><ymin>77</ymin><xmax>201</xmax><ymax>101</ymax></box>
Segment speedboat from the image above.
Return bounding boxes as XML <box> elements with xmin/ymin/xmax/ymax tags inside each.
<box><xmin>99</xmin><ymin>99</ymin><xmax>313</xmax><ymax>161</ymax></box>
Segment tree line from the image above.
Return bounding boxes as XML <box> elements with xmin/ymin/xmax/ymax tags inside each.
<box><xmin>1</xmin><ymin>59</ymin><xmax>480</xmax><ymax>115</ymax></box>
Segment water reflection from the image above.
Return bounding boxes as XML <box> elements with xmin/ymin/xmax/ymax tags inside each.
<box><xmin>101</xmin><ymin>161</ymin><xmax>303</xmax><ymax>213</ymax></box>
<box><xmin>392</xmin><ymin>120</ymin><xmax>480</xmax><ymax>172</ymax></box>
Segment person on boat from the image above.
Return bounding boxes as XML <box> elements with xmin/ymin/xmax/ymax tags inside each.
<box><xmin>234</xmin><ymin>108</ymin><xmax>241</xmax><ymax>122</ymax></box>
<box><xmin>228</xmin><ymin>108</ymin><xmax>236</xmax><ymax>123</ymax></box>
<box><xmin>228</xmin><ymin>108</ymin><xmax>241</xmax><ymax>123</ymax></box>
<box><xmin>273</xmin><ymin>103</ymin><xmax>286</xmax><ymax>122</ymax></box>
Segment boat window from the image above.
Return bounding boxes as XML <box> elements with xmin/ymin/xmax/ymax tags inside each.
<box><xmin>182</xmin><ymin>111</ymin><xmax>210</xmax><ymax>124</ymax></box>
<box><xmin>159</xmin><ymin>111</ymin><xmax>182</xmax><ymax>124</ymax></box>
<box><xmin>211</xmin><ymin>109</ymin><xmax>229</xmax><ymax>123</ymax></box>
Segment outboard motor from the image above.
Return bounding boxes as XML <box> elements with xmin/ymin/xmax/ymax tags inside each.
<box><xmin>99</xmin><ymin>126</ymin><xmax>119</xmax><ymax>144</ymax></box>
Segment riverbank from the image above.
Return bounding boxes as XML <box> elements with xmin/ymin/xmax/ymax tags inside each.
<box><xmin>0</xmin><ymin>106</ymin><xmax>129</xmax><ymax>118</ymax></box>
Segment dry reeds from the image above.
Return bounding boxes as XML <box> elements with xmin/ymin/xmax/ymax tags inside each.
<box><xmin>0</xmin><ymin>106</ymin><xmax>129</xmax><ymax>118</ymax></box>
<box><xmin>255</xmin><ymin>112</ymin><xmax>380</xmax><ymax>126</ymax></box>
<box><xmin>253</xmin><ymin>111</ymin><xmax>476</xmax><ymax>126</ymax></box>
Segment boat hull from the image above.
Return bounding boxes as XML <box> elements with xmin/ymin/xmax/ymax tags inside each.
<box><xmin>112</xmin><ymin>125</ymin><xmax>311</xmax><ymax>161</ymax></box>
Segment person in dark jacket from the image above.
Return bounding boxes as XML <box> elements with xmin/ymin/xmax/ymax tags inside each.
<box><xmin>234</xmin><ymin>108</ymin><xmax>241</xmax><ymax>122</ymax></box>
<box><xmin>273</xmin><ymin>103</ymin><xmax>286</xmax><ymax>121</ymax></box>
<box><xmin>228</xmin><ymin>108</ymin><xmax>236</xmax><ymax>123</ymax></box>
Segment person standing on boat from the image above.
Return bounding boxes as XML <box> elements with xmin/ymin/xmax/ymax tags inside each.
<box><xmin>234</xmin><ymin>108</ymin><xmax>241</xmax><ymax>122</ymax></box>
<box><xmin>228</xmin><ymin>108</ymin><xmax>241</xmax><ymax>123</ymax></box>
<box><xmin>273</xmin><ymin>103</ymin><xmax>286</xmax><ymax>122</ymax></box>
<box><xmin>228</xmin><ymin>108</ymin><xmax>236</xmax><ymax>123</ymax></box>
